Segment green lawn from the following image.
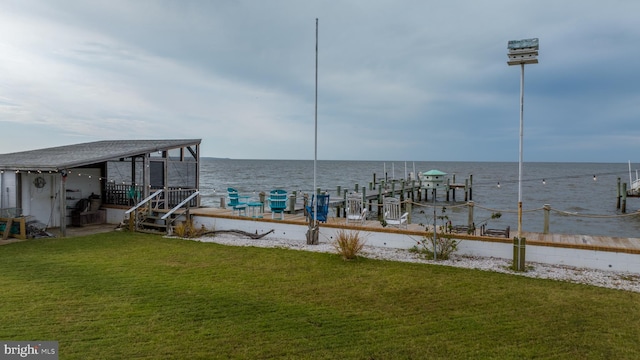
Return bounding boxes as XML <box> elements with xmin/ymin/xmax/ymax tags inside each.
<box><xmin>1</xmin><ymin>232</ymin><xmax>639</xmax><ymax>359</ymax></box>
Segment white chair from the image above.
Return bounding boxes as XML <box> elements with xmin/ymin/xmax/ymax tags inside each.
<box><xmin>345</xmin><ymin>193</ymin><xmax>368</xmax><ymax>225</ymax></box>
<box><xmin>383</xmin><ymin>197</ymin><xmax>408</xmax><ymax>229</ymax></box>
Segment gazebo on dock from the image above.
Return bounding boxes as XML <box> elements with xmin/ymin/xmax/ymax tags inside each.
<box><xmin>0</xmin><ymin>139</ymin><xmax>201</xmax><ymax>237</ymax></box>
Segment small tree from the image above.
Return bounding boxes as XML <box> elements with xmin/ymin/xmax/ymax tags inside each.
<box><xmin>413</xmin><ymin>207</ymin><xmax>459</xmax><ymax>260</ymax></box>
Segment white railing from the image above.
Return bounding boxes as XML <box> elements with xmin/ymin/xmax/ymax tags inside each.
<box><xmin>125</xmin><ymin>189</ymin><xmax>164</xmax><ymax>215</ymax></box>
<box><xmin>161</xmin><ymin>191</ymin><xmax>200</xmax><ymax>220</ymax></box>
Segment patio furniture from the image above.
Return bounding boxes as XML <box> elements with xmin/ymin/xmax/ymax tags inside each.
<box><xmin>227</xmin><ymin>188</ymin><xmax>248</xmax><ymax>216</ymax></box>
<box><xmin>306</xmin><ymin>193</ymin><xmax>330</xmax><ymax>223</ymax></box>
<box><xmin>268</xmin><ymin>189</ymin><xmax>288</xmax><ymax>220</ymax></box>
<box><xmin>383</xmin><ymin>197</ymin><xmax>408</xmax><ymax>229</ymax></box>
<box><xmin>247</xmin><ymin>201</ymin><xmax>264</xmax><ymax>218</ymax></box>
<box><xmin>345</xmin><ymin>193</ymin><xmax>368</xmax><ymax>225</ymax></box>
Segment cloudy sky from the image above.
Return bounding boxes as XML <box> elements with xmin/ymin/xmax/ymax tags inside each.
<box><xmin>0</xmin><ymin>1</ymin><xmax>639</xmax><ymax>162</ymax></box>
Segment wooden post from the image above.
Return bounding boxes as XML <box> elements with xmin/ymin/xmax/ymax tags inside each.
<box><xmin>400</xmin><ymin>181</ymin><xmax>405</xmax><ymax>202</ymax></box>
<box><xmin>452</xmin><ymin>174</ymin><xmax>456</xmax><ymax>201</ymax></box>
<box><xmin>467</xmin><ymin>201</ymin><xmax>474</xmax><ymax>229</ymax></box>
<box><xmin>622</xmin><ymin>183</ymin><xmax>627</xmax><ymax>213</ymax></box>
<box><xmin>377</xmin><ymin>186</ymin><xmax>383</xmax><ymax>220</ymax></box>
<box><xmin>337</xmin><ymin>186</ymin><xmax>343</xmax><ymax>217</ymax></box>
<box><xmin>406</xmin><ymin>200</ymin><xmax>412</xmax><ymax>224</ymax></box>
<box><xmin>543</xmin><ymin>204</ymin><xmax>550</xmax><ymax>234</ymax></box>
<box><xmin>412</xmin><ymin>180</ymin><xmax>417</xmax><ymax>201</ymax></box>
<box><xmin>362</xmin><ymin>187</ymin><xmax>368</xmax><ymax>212</ymax></box>
<box><xmin>617</xmin><ymin>177</ymin><xmax>621</xmax><ymax>209</ymax></box>
<box><xmin>464</xmin><ymin>179</ymin><xmax>469</xmax><ymax>202</ymax></box>
<box><xmin>446</xmin><ymin>178</ymin><xmax>451</xmax><ymax>201</ymax></box>
<box><xmin>60</xmin><ymin>172</ymin><xmax>67</xmax><ymax>237</ymax></box>
<box><xmin>469</xmin><ymin>174</ymin><xmax>473</xmax><ymax>201</ymax></box>
<box><xmin>288</xmin><ymin>192</ymin><xmax>296</xmax><ymax>214</ymax></box>
<box><xmin>513</xmin><ymin>236</ymin><xmax>526</xmax><ymax>271</ymax></box>
<box><xmin>372</xmin><ymin>173</ymin><xmax>376</xmax><ymax>189</ymax></box>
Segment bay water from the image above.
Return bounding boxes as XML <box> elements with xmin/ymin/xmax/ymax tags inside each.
<box><xmin>199</xmin><ymin>159</ymin><xmax>640</xmax><ymax>238</ymax></box>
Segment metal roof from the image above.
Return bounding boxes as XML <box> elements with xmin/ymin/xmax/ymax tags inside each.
<box><xmin>423</xmin><ymin>169</ymin><xmax>447</xmax><ymax>176</ymax></box>
<box><xmin>0</xmin><ymin>139</ymin><xmax>201</xmax><ymax>171</ymax></box>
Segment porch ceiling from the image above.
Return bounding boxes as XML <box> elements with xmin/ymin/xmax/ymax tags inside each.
<box><xmin>0</xmin><ymin>139</ymin><xmax>201</xmax><ymax>172</ymax></box>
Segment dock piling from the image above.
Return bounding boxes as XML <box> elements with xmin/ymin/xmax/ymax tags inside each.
<box><xmin>543</xmin><ymin>204</ymin><xmax>550</xmax><ymax>234</ymax></box>
<box><xmin>617</xmin><ymin>177</ymin><xmax>621</xmax><ymax>209</ymax></box>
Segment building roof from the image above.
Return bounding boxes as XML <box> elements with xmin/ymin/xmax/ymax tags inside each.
<box><xmin>0</xmin><ymin>139</ymin><xmax>201</xmax><ymax>172</ymax></box>
<box><xmin>423</xmin><ymin>169</ymin><xmax>447</xmax><ymax>176</ymax></box>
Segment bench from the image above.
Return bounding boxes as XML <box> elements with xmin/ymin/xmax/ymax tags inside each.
<box><xmin>447</xmin><ymin>222</ymin><xmax>476</xmax><ymax>235</ymax></box>
<box><xmin>480</xmin><ymin>224</ymin><xmax>510</xmax><ymax>238</ymax></box>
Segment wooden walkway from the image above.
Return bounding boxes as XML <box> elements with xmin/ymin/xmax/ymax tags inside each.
<box><xmin>189</xmin><ymin>207</ymin><xmax>640</xmax><ymax>255</ymax></box>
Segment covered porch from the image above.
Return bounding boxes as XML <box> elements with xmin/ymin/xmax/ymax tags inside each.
<box><xmin>0</xmin><ymin>139</ymin><xmax>201</xmax><ymax>237</ymax></box>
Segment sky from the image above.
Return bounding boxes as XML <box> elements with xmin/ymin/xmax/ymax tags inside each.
<box><xmin>0</xmin><ymin>1</ymin><xmax>639</xmax><ymax>162</ymax></box>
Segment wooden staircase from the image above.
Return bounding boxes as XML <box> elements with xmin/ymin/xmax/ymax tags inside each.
<box><xmin>136</xmin><ymin>210</ymin><xmax>189</xmax><ymax>235</ymax></box>
<box><xmin>136</xmin><ymin>210</ymin><xmax>169</xmax><ymax>234</ymax></box>
<box><xmin>125</xmin><ymin>189</ymin><xmax>199</xmax><ymax>235</ymax></box>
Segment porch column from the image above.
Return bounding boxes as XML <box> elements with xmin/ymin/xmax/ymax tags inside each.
<box><xmin>143</xmin><ymin>154</ymin><xmax>150</xmax><ymax>199</ymax></box>
<box><xmin>59</xmin><ymin>172</ymin><xmax>66</xmax><ymax>237</ymax></box>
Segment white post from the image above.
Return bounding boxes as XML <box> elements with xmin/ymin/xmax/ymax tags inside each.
<box><xmin>313</xmin><ymin>18</ymin><xmax>318</xmax><ymax>226</ymax></box>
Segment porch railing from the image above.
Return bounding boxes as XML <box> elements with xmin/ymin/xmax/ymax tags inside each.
<box><xmin>104</xmin><ymin>184</ymin><xmax>198</xmax><ymax>208</ymax></box>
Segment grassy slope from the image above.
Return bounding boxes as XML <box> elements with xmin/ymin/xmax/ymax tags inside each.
<box><xmin>0</xmin><ymin>232</ymin><xmax>639</xmax><ymax>359</ymax></box>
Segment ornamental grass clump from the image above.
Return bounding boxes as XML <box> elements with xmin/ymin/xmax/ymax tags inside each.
<box><xmin>173</xmin><ymin>218</ymin><xmax>206</xmax><ymax>238</ymax></box>
<box><xmin>333</xmin><ymin>230</ymin><xmax>366</xmax><ymax>260</ymax></box>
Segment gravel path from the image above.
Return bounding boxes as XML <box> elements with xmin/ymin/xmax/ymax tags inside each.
<box><xmin>193</xmin><ymin>233</ymin><xmax>640</xmax><ymax>293</ymax></box>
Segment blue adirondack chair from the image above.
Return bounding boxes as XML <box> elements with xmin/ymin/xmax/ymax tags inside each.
<box><xmin>227</xmin><ymin>187</ymin><xmax>248</xmax><ymax>216</ymax></box>
<box><xmin>268</xmin><ymin>189</ymin><xmax>288</xmax><ymax>220</ymax></box>
<box><xmin>306</xmin><ymin>193</ymin><xmax>330</xmax><ymax>223</ymax></box>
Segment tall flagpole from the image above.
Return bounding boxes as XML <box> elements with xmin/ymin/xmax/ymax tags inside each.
<box><xmin>313</xmin><ymin>18</ymin><xmax>318</xmax><ymax>225</ymax></box>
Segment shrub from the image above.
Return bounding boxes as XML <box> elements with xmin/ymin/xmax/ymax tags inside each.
<box><xmin>414</xmin><ymin>235</ymin><xmax>459</xmax><ymax>260</ymax></box>
<box><xmin>416</xmin><ymin>207</ymin><xmax>459</xmax><ymax>260</ymax></box>
<box><xmin>333</xmin><ymin>230</ymin><xmax>366</xmax><ymax>260</ymax></box>
<box><xmin>173</xmin><ymin>218</ymin><xmax>206</xmax><ymax>238</ymax></box>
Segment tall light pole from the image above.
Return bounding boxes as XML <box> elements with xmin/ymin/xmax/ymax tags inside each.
<box><xmin>507</xmin><ymin>37</ymin><xmax>538</xmax><ymax>271</ymax></box>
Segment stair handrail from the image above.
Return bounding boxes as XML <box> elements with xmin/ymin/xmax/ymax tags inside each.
<box><xmin>125</xmin><ymin>189</ymin><xmax>164</xmax><ymax>215</ymax></box>
<box><xmin>161</xmin><ymin>191</ymin><xmax>200</xmax><ymax>220</ymax></box>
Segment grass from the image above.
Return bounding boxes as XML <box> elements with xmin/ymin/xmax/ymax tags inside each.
<box><xmin>1</xmin><ymin>232</ymin><xmax>639</xmax><ymax>359</ymax></box>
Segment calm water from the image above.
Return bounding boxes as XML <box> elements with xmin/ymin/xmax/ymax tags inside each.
<box><xmin>199</xmin><ymin>159</ymin><xmax>640</xmax><ymax>237</ymax></box>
